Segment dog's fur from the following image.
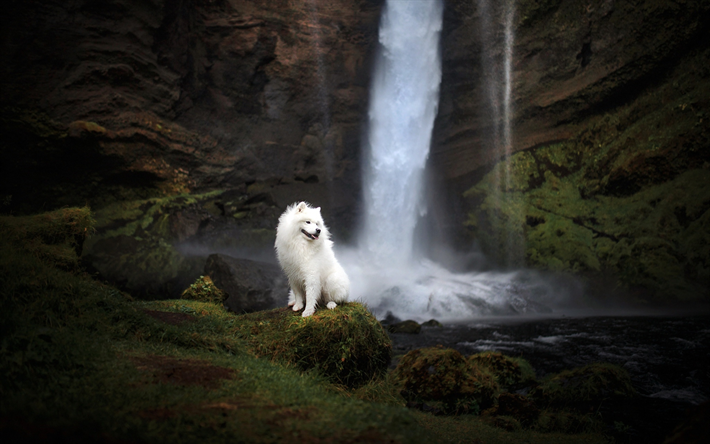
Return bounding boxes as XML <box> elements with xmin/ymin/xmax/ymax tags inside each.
<box><xmin>274</xmin><ymin>202</ymin><xmax>349</xmax><ymax>317</ymax></box>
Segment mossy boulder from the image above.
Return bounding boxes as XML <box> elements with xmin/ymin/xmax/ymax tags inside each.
<box><xmin>387</xmin><ymin>320</ymin><xmax>422</xmax><ymax>334</ymax></box>
<box><xmin>181</xmin><ymin>275</ymin><xmax>226</xmax><ymax>304</ymax></box>
<box><xmin>229</xmin><ymin>303</ymin><xmax>391</xmax><ymax>388</ymax></box>
<box><xmin>468</xmin><ymin>351</ymin><xmax>537</xmax><ymax>389</ymax></box>
<box><xmin>0</xmin><ymin>206</ymin><xmax>94</xmax><ymax>270</ymax></box>
<box><xmin>394</xmin><ymin>347</ymin><xmax>499</xmax><ymax>415</ymax></box>
<box><xmin>529</xmin><ymin>363</ymin><xmax>636</xmax><ymax>409</ymax></box>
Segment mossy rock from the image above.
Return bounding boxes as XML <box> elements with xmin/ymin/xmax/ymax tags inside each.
<box><xmin>394</xmin><ymin>347</ymin><xmax>499</xmax><ymax>415</ymax></box>
<box><xmin>181</xmin><ymin>275</ymin><xmax>226</xmax><ymax>304</ymax></box>
<box><xmin>0</xmin><ymin>207</ymin><xmax>94</xmax><ymax>270</ymax></box>
<box><xmin>530</xmin><ymin>363</ymin><xmax>636</xmax><ymax>408</ymax></box>
<box><xmin>387</xmin><ymin>320</ymin><xmax>422</xmax><ymax>334</ymax></box>
<box><xmin>468</xmin><ymin>351</ymin><xmax>537</xmax><ymax>389</ymax></box>
<box><xmin>230</xmin><ymin>303</ymin><xmax>391</xmax><ymax>388</ymax></box>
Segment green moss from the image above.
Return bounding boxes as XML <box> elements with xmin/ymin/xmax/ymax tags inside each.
<box><xmin>468</xmin><ymin>352</ymin><xmax>536</xmax><ymax>389</ymax></box>
<box><xmin>229</xmin><ymin>304</ymin><xmax>392</xmax><ymax>388</ymax></box>
<box><xmin>530</xmin><ymin>363</ymin><xmax>636</xmax><ymax>408</ymax></box>
<box><xmin>82</xmin><ymin>192</ymin><xmax>224</xmax><ymax>298</ymax></box>
<box><xmin>394</xmin><ymin>347</ymin><xmax>499</xmax><ymax>415</ymax></box>
<box><xmin>0</xmin><ymin>207</ymin><xmax>94</xmax><ymax>270</ymax></box>
<box><xmin>463</xmin><ymin>45</ymin><xmax>710</xmax><ymax>301</ymax></box>
<box><xmin>181</xmin><ymin>276</ymin><xmax>226</xmax><ymax>304</ymax></box>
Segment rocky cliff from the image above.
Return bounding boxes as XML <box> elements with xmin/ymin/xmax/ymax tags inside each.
<box><xmin>1</xmin><ymin>0</ymin><xmax>382</xmax><ymax>229</ymax></box>
<box><xmin>2</xmin><ymin>0</ymin><xmax>709</xmax><ymax>302</ymax></box>
<box><xmin>436</xmin><ymin>0</ymin><xmax>710</xmax><ymax>301</ymax></box>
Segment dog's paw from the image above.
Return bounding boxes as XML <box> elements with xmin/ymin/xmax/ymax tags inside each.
<box><xmin>287</xmin><ymin>301</ymin><xmax>295</xmax><ymax>307</ymax></box>
<box><xmin>292</xmin><ymin>302</ymin><xmax>304</xmax><ymax>311</ymax></box>
<box><xmin>301</xmin><ymin>307</ymin><xmax>315</xmax><ymax>317</ymax></box>
<box><xmin>326</xmin><ymin>301</ymin><xmax>337</xmax><ymax>310</ymax></box>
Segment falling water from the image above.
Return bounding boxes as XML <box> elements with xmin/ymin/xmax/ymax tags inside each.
<box><xmin>359</xmin><ymin>0</ymin><xmax>443</xmax><ymax>268</ymax></box>
<box><xmin>478</xmin><ymin>0</ymin><xmax>519</xmax><ymax>266</ymax></box>
<box><xmin>344</xmin><ymin>0</ymin><xmax>585</xmax><ymax>322</ymax></box>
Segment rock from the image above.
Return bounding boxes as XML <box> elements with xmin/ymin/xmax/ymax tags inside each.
<box><xmin>468</xmin><ymin>351</ymin><xmax>537</xmax><ymax>389</ymax></box>
<box><xmin>230</xmin><ymin>303</ymin><xmax>391</xmax><ymax>388</ymax></box>
<box><xmin>387</xmin><ymin>320</ymin><xmax>422</xmax><ymax>334</ymax></box>
<box><xmin>205</xmin><ymin>254</ymin><xmax>288</xmax><ymax>313</ymax></box>
<box><xmin>394</xmin><ymin>347</ymin><xmax>499</xmax><ymax>415</ymax></box>
<box><xmin>421</xmin><ymin>319</ymin><xmax>443</xmax><ymax>328</ymax></box>
<box><xmin>529</xmin><ymin>363</ymin><xmax>636</xmax><ymax>409</ymax></box>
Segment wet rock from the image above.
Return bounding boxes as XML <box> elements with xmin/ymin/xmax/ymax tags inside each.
<box><xmin>388</xmin><ymin>320</ymin><xmax>422</xmax><ymax>334</ymax></box>
<box><xmin>204</xmin><ymin>254</ymin><xmax>288</xmax><ymax>313</ymax></box>
<box><xmin>421</xmin><ymin>319</ymin><xmax>443</xmax><ymax>328</ymax></box>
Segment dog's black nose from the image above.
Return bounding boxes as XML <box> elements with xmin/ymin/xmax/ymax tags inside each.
<box><xmin>316</xmin><ymin>228</ymin><xmax>321</xmax><ymax>234</ymax></box>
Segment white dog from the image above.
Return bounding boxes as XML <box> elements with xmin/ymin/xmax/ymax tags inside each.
<box><xmin>274</xmin><ymin>201</ymin><xmax>350</xmax><ymax>317</ymax></box>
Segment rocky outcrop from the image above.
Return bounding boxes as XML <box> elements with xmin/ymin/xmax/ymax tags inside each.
<box><xmin>204</xmin><ymin>253</ymin><xmax>288</xmax><ymax>313</ymax></box>
<box><xmin>432</xmin><ymin>0</ymin><xmax>710</xmax><ymax>179</ymax></box>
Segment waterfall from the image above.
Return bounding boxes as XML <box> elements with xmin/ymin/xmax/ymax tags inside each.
<box><xmin>343</xmin><ymin>0</ymin><xmax>582</xmax><ymax>322</ymax></box>
<box><xmin>479</xmin><ymin>0</ymin><xmax>519</xmax><ymax>266</ymax></box>
<box><xmin>360</xmin><ymin>0</ymin><xmax>443</xmax><ymax>268</ymax></box>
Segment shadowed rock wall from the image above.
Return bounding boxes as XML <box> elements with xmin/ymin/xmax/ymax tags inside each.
<box><xmin>1</xmin><ymin>0</ymin><xmax>383</xmax><ymax>234</ymax></box>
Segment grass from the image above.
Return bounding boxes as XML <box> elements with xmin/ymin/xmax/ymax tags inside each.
<box><xmin>0</xmin><ymin>208</ymin><xmax>609</xmax><ymax>443</ymax></box>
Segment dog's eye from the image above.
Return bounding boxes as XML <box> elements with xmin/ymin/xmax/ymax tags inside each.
<box><xmin>305</xmin><ymin>221</ymin><xmax>310</xmax><ymax>224</ymax></box>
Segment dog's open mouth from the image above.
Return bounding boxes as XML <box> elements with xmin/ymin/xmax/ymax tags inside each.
<box><xmin>301</xmin><ymin>229</ymin><xmax>319</xmax><ymax>240</ymax></box>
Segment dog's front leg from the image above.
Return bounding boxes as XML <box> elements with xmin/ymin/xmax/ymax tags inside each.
<box><xmin>301</xmin><ymin>278</ymin><xmax>320</xmax><ymax>317</ymax></box>
<box><xmin>291</xmin><ymin>286</ymin><xmax>305</xmax><ymax>311</ymax></box>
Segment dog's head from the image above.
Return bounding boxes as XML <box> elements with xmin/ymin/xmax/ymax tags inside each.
<box><xmin>294</xmin><ymin>202</ymin><xmax>324</xmax><ymax>241</ymax></box>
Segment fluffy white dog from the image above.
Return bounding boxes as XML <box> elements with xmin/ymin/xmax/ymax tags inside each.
<box><xmin>275</xmin><ymin>201</ymin><xmax>350</xmax><ymax>317</ymax></box>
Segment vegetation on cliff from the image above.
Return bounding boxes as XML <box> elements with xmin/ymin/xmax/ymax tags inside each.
<box><xmin>464</xmin><ymin>44</ymin><xmax>710</xmax><ymax>302</ymax></box>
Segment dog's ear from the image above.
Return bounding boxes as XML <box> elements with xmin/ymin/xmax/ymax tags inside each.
<box><xmin>315</xmin><ymin>207</ymin><xmax>321</xmax><ymax>213</ymax></box>
<box><xmin>297</xmin><ymin>202</ymin><xmax>307</xmax><ymax>212</ymax></box>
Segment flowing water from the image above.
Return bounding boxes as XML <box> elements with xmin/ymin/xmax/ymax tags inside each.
<box><xmin>359</xmin><ymin>0</ymin><xmax>443</xmax><ymax>269</ymax></box>
<box><xmin>347</xmin><ymin>0</ymin><xmax>570</xmax><ymax>321</ymax></box>
<box><xmin>387</xmin><ymin>313</ymin><xmax>710</xmax><ymax>442</ymax></box>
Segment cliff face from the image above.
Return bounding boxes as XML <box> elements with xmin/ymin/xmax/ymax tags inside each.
<box><xmin>1</xmin><ymin>0</ymin><xmax>382</xmax><ymax>229</ymax></box>
<box><xmin>437</xmin><ymin>0</ymin><xmax>710</xmax><ymax>301</ymax></box>
<box><xmin>433</xmin><ymin>0</ymin><xmax>710</xmax><ymax>179</ymax></box>
<box><xmin>2</xmin><ymin>0</ymin><xmax>709</xmax><ymax>301</ymax></box>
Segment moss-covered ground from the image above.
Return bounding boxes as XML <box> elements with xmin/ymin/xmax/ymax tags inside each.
<box><xmin>464</xmin><ymin>44</ymin><xmax>710</xmax><ymax>302</ymax></box>
<box><xmin>1</xmin><ymin>208</ymin><xmax>611</xmax><ymax>443</ymax></box>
